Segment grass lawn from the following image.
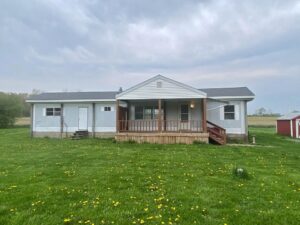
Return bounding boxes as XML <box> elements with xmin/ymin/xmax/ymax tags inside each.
<box><xmin>0</xmin><ymin>127</ymin><xmax>299</xmax><ymax>225</ymax></box>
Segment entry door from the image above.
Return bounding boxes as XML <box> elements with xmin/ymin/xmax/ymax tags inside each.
<box><xmin>78</xmin><ymin>107</ymin><xmax>88</xmax><ymax>130</ymax></box>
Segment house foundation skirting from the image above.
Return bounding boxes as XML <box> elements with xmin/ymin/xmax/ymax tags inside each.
<box><xmin>226</xmin><ymin>134</ymin><xmax>248</xmax><ymax>143</ymax></box>
<box><xmin>115</xmin><ymin>132</ymin><xmax>209</xmax><ymax>144</ymax></box>
<box><xmin>32</xmin><ymin>132</ymin><xmax>115</xmax><ymax>138</ymax></box>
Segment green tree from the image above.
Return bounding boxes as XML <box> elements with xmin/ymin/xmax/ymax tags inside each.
<box><xmin>0</xmin><ymin>92</ymin><xmax>22</xmax><ymax>128</ymax></box>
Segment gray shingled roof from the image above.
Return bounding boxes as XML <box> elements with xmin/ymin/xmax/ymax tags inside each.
<box><xmin>278</xmin><ymin>113</ymin><xmax>300</xmax><ymax>120</ymax></box>
<box><xmin>27</xmin><ymin>91</ymin><xmax>118</xmax><ymax>101</ymax></box>
<box><xmin>27</xmin><ymin>87</ymin><xmax>254</xmax><ymax>101</ymax></box>
<box><xmin>199</xmin><ymin>87</ymin><xmax>255</xmax><ymax>98</ymax></box>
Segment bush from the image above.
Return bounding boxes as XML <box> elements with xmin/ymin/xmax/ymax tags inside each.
<box><xmin>232</xmin><ymin>167</ymin><xmax>250</xmax><ymax>180</ymax></box>
<box><xmin>0</xmin><ymin>93</ymin><xmax>22</xmax><ymax>128</ymax></box>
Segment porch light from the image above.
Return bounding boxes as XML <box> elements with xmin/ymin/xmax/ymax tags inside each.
<box><xmin>190</xmin><ymin>102</ymin><xmax>195</xmax><ymax>109</ymax></box>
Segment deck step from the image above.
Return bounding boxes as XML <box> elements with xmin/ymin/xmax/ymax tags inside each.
<box><xmin>207</xmin><ymin>121</ymin><xmax>226</xmax><ymax>145</ymax></box>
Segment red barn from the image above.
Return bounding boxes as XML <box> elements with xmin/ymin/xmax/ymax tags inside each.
<box><xmin>277</xmin><ymin>113</ymin><xmax>300</xmax><ymax>138</ymax></box>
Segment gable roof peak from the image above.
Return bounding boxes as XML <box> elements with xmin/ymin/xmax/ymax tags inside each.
<box><xmin>116</xmin><ymin>74</ymin><xmax>207</xmax><ymax>99</ymax></box>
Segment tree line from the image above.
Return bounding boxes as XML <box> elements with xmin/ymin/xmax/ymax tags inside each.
<box><xmin>0</xmin><ymin>92</ymin><xmax>31</xmax><ymax>128</ymax></box>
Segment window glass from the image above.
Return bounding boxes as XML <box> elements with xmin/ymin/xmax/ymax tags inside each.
<box><xmin>144</xmin><ymin>106</ymin><xmax>153</xmax><ymax>120</ymax></box>
<box><xmin>54</xmin><ymin>108</ymin><xmax>61</xmax><ymax>116</ymax></box>
<box><xmin>104</xmin><ymin>106</ymin><xmax>111</xmax><ymax>111</ymax></box>
<box><xmin>46</xmin><ymin>108</ymin><xmax>54</xmax><ymax>116</ymax></box>
<box><xmin>46</xmin><ymin>108</ymin><xmax>61</xmax><ymax>116</ymax></box>
<box><xmin>224</xmin><ymin>105</ymin><xmax>235</xmax><ymax>120</ymax></box>
<box><xmin>180</xmin><ymin>104</ymin><xmax>189</xmax><ymax>121</ymax></box>
<box><xmin>134</xmin><ymin>106</ymin><xmax>164</xmax><ymax>120</ymax></box>
<box><xmin>135</xmin><ymin>106</ymin><xmax>143</xmax><ymax>120</ymax></box>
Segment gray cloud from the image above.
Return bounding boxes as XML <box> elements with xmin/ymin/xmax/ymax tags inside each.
<box><xmin>0</xmin><ymin>0</ymin><xmax>300</xmax><ymax>113</ymax></box>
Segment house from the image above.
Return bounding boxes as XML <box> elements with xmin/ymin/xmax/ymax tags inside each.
<box><xmin>26</xmin><ymin>75</ymin><xmax>255</xmax><ymax>144</ymax></box>
<box><xmin>277</xmin><ymin>113</ymin><xmax>300</xmax><ymax>138</ymax></box>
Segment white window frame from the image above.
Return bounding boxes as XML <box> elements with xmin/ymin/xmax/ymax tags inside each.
<box><xmin>104</xmin><ymin>106</ymin><xmax>111</xmax><ymax>111</ymax></box>
<box><xmin>45</xmin><ymin>107</ymin><xmax>61</xmax><ymax>117</ymax></box>
<box><xmin>180</xmin><ymin>104</ymin><xmax>189</xmax><ymax>122</ymax></box>
<box><xmin>101</xmin><ymin>106</ymin><xmax>114</xmax><ymax>112</ymax></box>
<box><xmin>224</xmin><ymin>105</ymin><xmax>235</xmax><ymax>120</ymax></box>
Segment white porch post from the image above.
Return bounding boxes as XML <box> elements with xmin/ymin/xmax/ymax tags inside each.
<box><xmin>116</xmin><ymin>100</ymin><xmax>120</xmax><ymax>133</ymax></box>
<box><xmin>202</xmin><ymin>98</ymin><xmax>207</xmax><ymax>132</ymax></box>
<box><xmin>158</xmin><ymin>99</ymin><xmax>162</xmax><ymax>132</ymax></box>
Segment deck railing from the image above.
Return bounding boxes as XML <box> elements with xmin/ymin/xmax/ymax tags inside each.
<box><xmin>118</xmin><ymin>120</ymin><xmax>204</xmax><ymax>133</ymax></box>
<box><xmin>207</xmin><ymin>120</ymin><xmax>227</xmax><ymax>144</ymax></box>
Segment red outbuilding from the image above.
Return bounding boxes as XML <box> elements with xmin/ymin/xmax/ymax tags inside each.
<box><xmin>277</xmin><ymin>113</ymin><xmax>300</xmax><ymax>138</ymax></box>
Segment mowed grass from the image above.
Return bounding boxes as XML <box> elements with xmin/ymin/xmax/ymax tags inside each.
<box><xmin>0</xmin><ymin>128</ymin><xmax>299</xmax><ymax>225</ymax></box>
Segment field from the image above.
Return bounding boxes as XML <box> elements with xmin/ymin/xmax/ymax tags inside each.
<box><xmin>15</xmin><ymin>116</ymin><xmax>279</xmax><ymax>127</ymax></box>
<box><xmin>1</xmin><ymin>127</ymin><xmax>299</xmax><ymax>225</ymax></box>
<box><xmin>248</xmin><ymin>116</ymin><xmax>278</xmax><ymax>127</ymax></box>
<box><xmin>15</xmin><ymin>117</ymin><xmax>30</xmax><ymax>126</ymax></box>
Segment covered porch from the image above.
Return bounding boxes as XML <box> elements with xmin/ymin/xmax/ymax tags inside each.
<box><xmin>114</xmin><ymin>75</ymin><xmax>226</xmax><ymax>144</ymax></box>
<box><xmin>115</xmin><ymin>98</ymin><xmax>210</xmax><ymax>144</ymax></box>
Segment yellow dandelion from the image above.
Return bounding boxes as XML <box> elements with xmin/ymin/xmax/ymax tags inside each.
<box><xmin>64</xmin><ymin>218</ymin><xmax>71</xmax><ymax>223</ymax></box>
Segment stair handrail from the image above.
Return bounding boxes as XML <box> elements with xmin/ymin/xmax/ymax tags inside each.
<box><xmin>207</xmin><ymin>120</ymin><xmax>227</xmax><ymax>144</ymax></box>
<box><xmin>207</xmin><ymin>120</ymin><xmax>226</xmax><ymax>132</ymax></box>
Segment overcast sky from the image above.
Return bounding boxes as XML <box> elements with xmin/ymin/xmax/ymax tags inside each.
<box><xmin>1</xmin><ymin>0</ymin><xmax>299</xmax><ymax>113</ymax></box>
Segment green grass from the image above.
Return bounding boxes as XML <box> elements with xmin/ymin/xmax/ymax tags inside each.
<box><xmin>0</xmin><ymin>128</ymin><xmax>299</xmax><ymax>225</ymax></box>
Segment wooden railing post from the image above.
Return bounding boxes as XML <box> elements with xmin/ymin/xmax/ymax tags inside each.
<box><xmin>202</xmin><ymin>98</ymin><xmax>207</xmax><ymax>132</ymax></box>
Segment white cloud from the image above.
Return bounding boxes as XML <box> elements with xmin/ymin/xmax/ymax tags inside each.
<box><xmin>1</xmin><ymin>0</ymin><xmax>300</xmax><ymax>112</ymax></box>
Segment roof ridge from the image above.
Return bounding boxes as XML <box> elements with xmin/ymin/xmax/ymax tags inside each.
<box><xmin>37</xmin><ymin>91</ymin><xmax>118</xmax><ymax>94</ymax></box>
<box><xmin>199</xmin><ymin>87</ymin><xmax>249</xmax><ymax>89</ymax></box>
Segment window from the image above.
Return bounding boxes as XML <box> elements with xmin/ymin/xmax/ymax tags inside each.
<box><xmin>46</xmin><ymin>108</ymin><xmax>61</xmax><ymax>116</ymax></box>
<box><xmin>144</xmin><ymin>106</ymin><xmax>153</xmax><ymax>120</ymax></box>
<box><xmin>104</xmin><ymin>106</ymin><xmax>111</xmax><ymax>111</ymax></box>
<box><xmin>224</xmin><ymin>105</ymin><xmax>235</xmax><ymax>120</ymax></box>
<box><xmin>180</xmin><ymin>104</ymin><xmax>189</xmax><ymax>121</ymax></box>
<box><xmin>134</xmin><ymin>106</ymin><xmax>163</xmax><ymax>120</ymax></box>
<box><xmin>135</xmin><ymin>106</ymin><xmax>143</xmax><ymax>120</ymax></box>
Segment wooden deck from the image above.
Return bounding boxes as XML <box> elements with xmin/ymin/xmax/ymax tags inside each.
<box><xmin>115</xmin><ymin>132</ymin><xmax>209</xmax><ymax>144</ymax></box>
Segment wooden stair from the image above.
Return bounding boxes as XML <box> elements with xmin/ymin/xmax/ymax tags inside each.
<box><xmin>71</xmin><ymin>130</ymin><xmax>89</xmax><ymax>140</ymax></box>
<box><xmin>207</xmin><ymin>121</ymin><xmax>226</xmax><ymax>145</ymax></box>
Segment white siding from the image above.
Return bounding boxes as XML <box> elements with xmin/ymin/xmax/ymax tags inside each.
<box><xmin>207</xmin><ymin>100</ymin><xmax>247</xmax><ymax>135</ymax></box>
<box><xmin>33</xmin><ymin>102</ymin><xmax>116</xmax><ymax>133</ymax></box>
<box><xmin>33</xmin><ymin>104</ymin><xmax>61</xmax><ymax>132</ymax></box>
<box><xmin>117</xmin><ymin>78</ymin><xmax>206</xmax><ymax>100</ymax></box>
<box><xmin>95</xmin><ymin>102</ymin><xmax>116</xmax><ymax>132</ymax></box>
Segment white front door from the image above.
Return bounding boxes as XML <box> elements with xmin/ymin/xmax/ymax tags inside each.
<box><xmin>78</xmin><ymin>107</ymin><xmax>88</xmax><ymax>130</ymax></box>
